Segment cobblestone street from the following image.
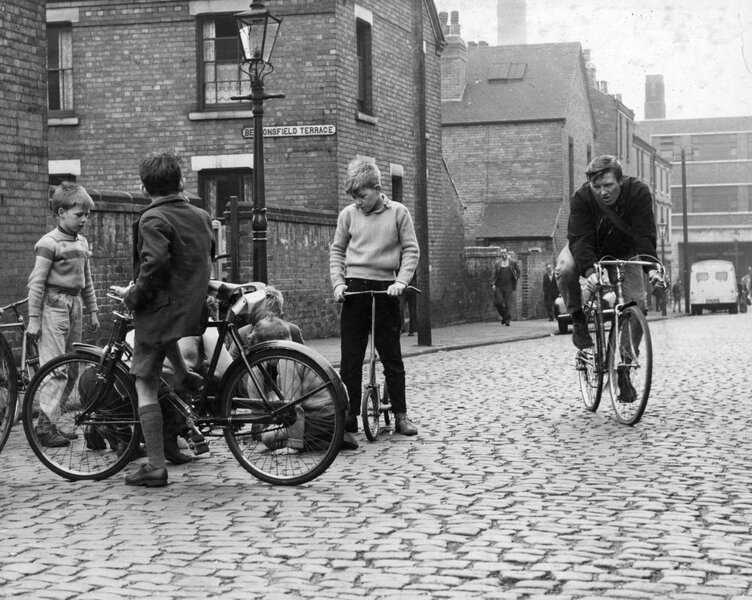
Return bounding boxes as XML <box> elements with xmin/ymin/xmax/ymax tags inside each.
<box><xmin>1</xmin><ymin>314</ymin><xmax>751</xmax><ymax>599</ymax></box>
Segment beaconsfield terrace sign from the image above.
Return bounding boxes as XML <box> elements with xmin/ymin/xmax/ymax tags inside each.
<box><xmin>242</xmin><ymin>124</ymin><xmax>336</xmax><ymax>138</ymax></box>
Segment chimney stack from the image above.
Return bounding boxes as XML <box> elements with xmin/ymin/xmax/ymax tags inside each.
<box><xmin>644</xmin><ymin>74</ymin><xmax>666</xmax><ymax>119</ymax></box>
<box><xmin>440</xmin><ymin>11</ymin><xmax>467</xmax><ymax>101</ymax></box>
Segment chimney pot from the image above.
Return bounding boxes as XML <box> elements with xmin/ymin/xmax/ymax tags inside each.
<box><xmin>450</xmin><ymin>10</ymin><xmax>459</xmax><ymax>24</ymax></box>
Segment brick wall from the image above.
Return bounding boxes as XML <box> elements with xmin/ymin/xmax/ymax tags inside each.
<box><xmin>0</xmin><ymin>0</ymin><xmax>48</xmax><ymax>308</ymax></box>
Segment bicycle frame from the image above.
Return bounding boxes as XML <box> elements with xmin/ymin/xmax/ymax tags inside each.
<box><xmin>74</xmin><ymin>285</ymin><xmax>334</xmax><ymax>435</ymax></box>
<box><xmin>594</xmin><ymin>257</ymin><xmax>663</xmax><ymax>366</ymax></box>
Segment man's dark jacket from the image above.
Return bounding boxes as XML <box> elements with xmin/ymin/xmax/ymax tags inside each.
<box><xmin>125</xmin><ymin>194</ymin><xmax>214</xmax><ymax>345</ymax></box>
<box><xmin>568</xmin><ymin>177</ymin><xmax>657</xmax><ymax>277</ymax></box>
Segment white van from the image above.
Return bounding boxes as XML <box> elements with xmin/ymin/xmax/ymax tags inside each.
<box><xmin>689</xmin><ymin>260</ymin><xmax>738</xmax><ymax>315</ymax></box>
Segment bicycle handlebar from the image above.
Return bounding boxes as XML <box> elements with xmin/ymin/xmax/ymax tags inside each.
<box><xmin>343</xmin><ymin>286</ymin><xmax>422</xmax><ymax>297</ymax></box>
<box><xmin>0</xmin><ymin>297</ymin><xmax>29</xmax><ymax>312</ymax></box>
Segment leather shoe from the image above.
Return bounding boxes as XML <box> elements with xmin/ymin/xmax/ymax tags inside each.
<box><xmin>572</xmin><ymin>321</ymin><xmax>593</xmax><ymax>349</ymax></box>
<box><xmin>165</xmin><ymin>447</ymin><xmax>193</xmax><ymax>465</ymax></box>
<box><xmin>394</xmin><ymin>413</ymin><xmax>418</xmax><ymax>436</ymax></box>
<box><xmin>125</xmin><ymin>463</ymin><xmax>168</xmax><ymax>487</ymax></box>
<box><xmin>341</xmin><ymin>432</ymin><xmax>359</xmax><ymax>451</ymax></box>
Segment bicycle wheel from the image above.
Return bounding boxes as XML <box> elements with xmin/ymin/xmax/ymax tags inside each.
<box><xmin>23</xmin><ymin>352</ymin><xmax>140</xmax><ymax>480</ymax></box>
<box><xmin>577</xmin><ymin>304</ymin><xmax>605</xmax><ymax>412</ymax></box>
<box><xmin>362</xmin><ymin>384</ymin><xmax>380</xmax><ymax>441</ymax></box>
<box><xmin>0</xmin><ymin>334</ymin><xmax>18</xmax><ymax>454</ymax></box>
<box><xmin>222</xmin><ymin>342</ymin><xmax>347</xmax><ymax>485</ymax></box>
<box><xmin>607</xmin><ymin>306</ymin><xmax>652</xmax><ymax>425</ymax></box>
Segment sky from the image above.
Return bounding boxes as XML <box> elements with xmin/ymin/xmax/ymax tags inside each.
<box><xmin>433</xmin><ymin>0</ymin><xmax>752</xmax><ymax>120</ymax></box>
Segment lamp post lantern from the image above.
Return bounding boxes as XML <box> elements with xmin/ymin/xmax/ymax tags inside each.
<box><xmin>657</xmin><ymin>217</ymin><xmax>668</xmax><ymax>316</ymax></box>
<box><xmin>232</xmin><ymin>1</ymin><xmax>283</xmax><ymax>284</ymax></box>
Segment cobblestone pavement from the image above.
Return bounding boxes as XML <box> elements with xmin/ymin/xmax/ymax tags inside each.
<box><xmin>1</xmin><ymin>314</ymin><xmax>751</xmax><ymax>599</ymax></box>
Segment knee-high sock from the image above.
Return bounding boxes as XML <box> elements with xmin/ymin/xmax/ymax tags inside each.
<box><xmin>139</xmin><ymin>404</ymin><xmax>166</xmax><ymax>470</ymax></box>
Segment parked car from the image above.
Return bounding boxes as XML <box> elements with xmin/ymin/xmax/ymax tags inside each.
<box><xmin>689</xmin><ymin>260</ymin><xmax>738</xmax><ymax>315</ymax></box>
<box><xmin>553</xmin><ymin>291</ymin><xmax>616</xmax><ymax>334</ymax></box>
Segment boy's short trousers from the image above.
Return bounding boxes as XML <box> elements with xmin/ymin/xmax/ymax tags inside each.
<box><xmin>130</xmin><ymin>338</ymin><xmax>179</xmax><ymax>380</ymax></box>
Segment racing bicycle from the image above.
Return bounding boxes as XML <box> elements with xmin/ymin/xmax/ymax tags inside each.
<box><xmin>22</xmin><ymin>281</ymin><xmax>348</xmax><ymax>485</ymax></box>
<box><xmin>575</xmin><ymin>256</ymin><xmax>664</xmax><ymax>425</ymax></box>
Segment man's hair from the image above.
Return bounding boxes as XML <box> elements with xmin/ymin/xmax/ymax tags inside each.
<box><xmin>585</xmin><ymin>155</ymin><xmax>623</xmax><ymax>183</ymax></box>
<box><xmin>51</xmin><ymin>181</ymin><xmax>95</xmax><ymax>214</ymax></box>
<box><xmin>248</xmin><ymin>286</ymin><xmax>285</xmax><ymax>326</ymax></box>
<box><xmin>139</xmin><ymin>152</ymin><xmax>183</xmax><ymax>196</ymax></box>
<box><xmin>345</xmin><ymin>156</ymin><xmax>381</xmax><ymax>196</ymax></box>
<box><xmin>247</xmin><ymin>316</ymin><xmax>292</xmax><ymax>345</ymax></box>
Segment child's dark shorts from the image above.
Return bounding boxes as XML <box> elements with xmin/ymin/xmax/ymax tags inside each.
<box><xmin>130</xmin><ymin>338</ymin><xmax>179</xmax><ymax>380</ymax></box>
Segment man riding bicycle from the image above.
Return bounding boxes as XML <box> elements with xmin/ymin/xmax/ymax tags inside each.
<box><xmin>556</xmin><ymin>155</ymin><xmax>665</xmax><ymax>352</ymax></box>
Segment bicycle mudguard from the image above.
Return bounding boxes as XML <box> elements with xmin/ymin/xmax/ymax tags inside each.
<box><xmin>70</xmin><ymin>344</ymin><xmax>135</xmax><ymax>382</ymax></box>
<box><xmin>221</xmin><ymin>339</ymin><xmax>349</xmax><ymax>412</ymax></box>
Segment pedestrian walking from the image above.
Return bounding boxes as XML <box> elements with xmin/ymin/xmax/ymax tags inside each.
<box><xmin>491</xmin><ymin>248</ymin><xmax>520</xmax><ymax>326</ymax></box>
<box><xmin>542</xmin><ymin>263</ymin><xmax>559</xmax><ymax>321</ymax></box>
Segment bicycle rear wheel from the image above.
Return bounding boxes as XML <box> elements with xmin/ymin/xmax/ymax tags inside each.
<box><xmin>362</xmin><ymin>384</ymin><xmax>380</xmax><ymax>441</ymax></box>
<box><xmin>607</xmin><ymin>306</ymin><xmax>652</xmax><ymax>425</ymax></box>
<box><xmin>0</xmin><ymin>334</ymin><xmax>18</xmax><ymax>454</ymax></box>
<box><xmin>23</xmin><ymin>353</ymin><xmax>140</xmax><ymax>480</ymax></box>
<box><xmin>577</xmin><ymin>303</ymin><xmax>605</xmax><ymax>412</ymax></box>
<box><xmin>222</xmin><ymin>342</ymin><xmax>347</xmax><ymax>485</ymax></box>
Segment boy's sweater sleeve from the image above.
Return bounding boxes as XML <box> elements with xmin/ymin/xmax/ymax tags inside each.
<box><xmin>27</xmin><ymin>237</ymin><xmax>55</xmax><ymax>319</ymax></box>
<box><xmin>395</xmin><ymin>207</ymin><xmax>420</xmax><ymax>286</ymax></box>
<box><xmin>81</xmin><ymin>239</ymin><xmax>98</xmax><ymax>314</ymax></box>
<box><xmin>329</xmin><ymin>210</ymin><xmax>350</xmax><ymax>290</ymax></box>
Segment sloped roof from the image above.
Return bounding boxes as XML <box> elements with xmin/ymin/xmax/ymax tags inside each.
<box><xmin>478</xmin><ymin>200</ymin><xmax>562</xmax><ymax>239</ymax></box>
<box><xmin>442</xmin><ymin>42</ymin><xmax>586</xmax><ymax>124</ymax></box>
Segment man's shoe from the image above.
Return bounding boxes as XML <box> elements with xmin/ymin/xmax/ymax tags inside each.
<box><xmin>36</xmin><ymin>427</ymin><xmax>70</xmax><ymax>448</ymax></box>
<box><xmin>345</xmin><ymin>414</ymin><xmax>358</xmax><ymax>433</ymax></box>
<box><xmin>572</xmin><ymin>321</ymin><xmax>593</xmax><ymax>349</ymax></box>
<box><xmin>616</xmin><ymin>367</ymin><xmax>637</xmax><ymax>403</ymax></box>
<box><xmin>394</xmin><ymin>413</ymin><xmax>418</xmax><ymax>436</ymax></box>
<box><xmin>125</xmin><ymin>463</ymin><xmax>168</xmax><ymax>487</ymax></box>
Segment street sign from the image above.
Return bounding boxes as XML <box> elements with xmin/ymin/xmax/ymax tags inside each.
<box><xmin>242</xmin><ymin>124</ymin><xmax>336</xmax><ymax>138</ymax></box>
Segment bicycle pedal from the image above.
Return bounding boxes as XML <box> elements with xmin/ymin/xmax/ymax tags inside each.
<box><xmin>188</xmin><ymin>439</ymin><xmax>210</xmax><ymax>455</ymax></box>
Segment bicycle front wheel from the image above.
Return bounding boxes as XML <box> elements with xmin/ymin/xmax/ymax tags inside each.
<box><xmin>362</xmin><ymin>384</ymin><xmax>380</xmax><ymax>441</ymax></box>
<box><xmin>607</xmin><ymin>306</ymin><xmax>652</xmax><ymax>425</ymax></box>
<box><xmin>23</xmin><ymin>353</ymin><xmax>140</xmax><ymax>480</ymax></box>
<box><xmin>0</xmin><ymin>334</ymin><xmax>18</xmax><ymax>454</ymax></box>
<box><xmin>222</xmin><ymin>342</ymin><xmax>347</xmax><ymax>486</ymax></box>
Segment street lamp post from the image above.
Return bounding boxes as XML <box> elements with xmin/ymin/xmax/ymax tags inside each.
<box><xmin>232</xmin><ymin>1</ymin><xmax>283</xmax><ymax>284</ymax></box>
<box><xmin>657</xmin><ymin>217</ymin><xmax>668</xmax><ymax>316</ymax></box>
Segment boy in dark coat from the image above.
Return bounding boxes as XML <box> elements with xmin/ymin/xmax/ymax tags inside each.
<box><xmin>112</xmin><ymin>153</ymin><xmax>214</xmax><ymax>487</ymax></box>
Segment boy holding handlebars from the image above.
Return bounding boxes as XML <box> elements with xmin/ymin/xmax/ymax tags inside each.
<box><xmin>329</xmin><ymin>156</ymin><xmax>420</xmax><ymax>436</ymax></box>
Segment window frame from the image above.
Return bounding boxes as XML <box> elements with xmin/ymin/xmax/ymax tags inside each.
<box><xmin>196</xmin><ymin>13</ymin><xmax>250</xmax><ymax>111</ymax></box>
<box><xmin>356</xmin><ymin>17</ymin><xmax>373</xmax><ymax>116</ymax></box>
<box><xmin>47</xmin><ymin>23</ymin><xmax>74</xmax><ymax>116</ymax></box>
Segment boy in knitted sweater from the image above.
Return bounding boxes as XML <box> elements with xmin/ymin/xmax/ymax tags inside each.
<box><xmin>329</xmin><ymin>156</ymin><xmax>420</xmax><ymax>436</ymax></box>
<box><xmin>27</xmin><ymin>182</ymin><xmax>100</xmax><ymax>447</ymax></box>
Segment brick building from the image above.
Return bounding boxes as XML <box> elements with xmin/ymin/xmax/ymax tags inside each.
<box><xmin>0</xmin><ymin>0</ymin><xmax>48</xmax><ymax>307</ymax></box>
<box><xmin>638</xmin><ymin>115</ymin><xmax>752</xmax><ymax>281</ymax></box>
<box><xmin>40</xmin><ymin>0</ymin><xmax>486</xmax><ymax>338</ymax></box>
<box><xmin>440</xmin><ymin>11</ymin><xmax>596</xmax><ymax>319</ymax></box>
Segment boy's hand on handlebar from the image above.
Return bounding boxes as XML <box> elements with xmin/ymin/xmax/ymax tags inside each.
<box><xmin>109</xmin><ymin>284</ymin><xmax>133</xmax><ymax>298</ymax></box>
<box><xmin>333</xmin><ymin>284</ymin><xmax>347</xmax><ymax>303</ymax></box>
<box><xmin>584</xmin><ymin>272</ymin><xmax>599</xmax><ymax>294</ymax></box>
<box><xmin>387</xmin><ymin>282</ymin><xmax>406</xmax><ymax>296</ymax></box>
<box><xmin>648</xmin><ymin>269</ymin><xmax>666</xmax><ymax>289</ymax></box>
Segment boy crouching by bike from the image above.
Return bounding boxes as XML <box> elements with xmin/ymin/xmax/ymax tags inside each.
<box><xmin>329</xmin><ymin>156</ymin><xmax>420</xmax><ymax>436</ymax></box>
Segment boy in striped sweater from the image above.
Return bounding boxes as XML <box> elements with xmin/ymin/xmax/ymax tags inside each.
<box><xmin>27</xmin><ymin>182</ymin><xmax>100</xmax><ymax>447</ymax></box>
<box><xmin>329</xmin><ymin>156</ymin><xmax>420</xmax><ymax>437</ymax></box>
